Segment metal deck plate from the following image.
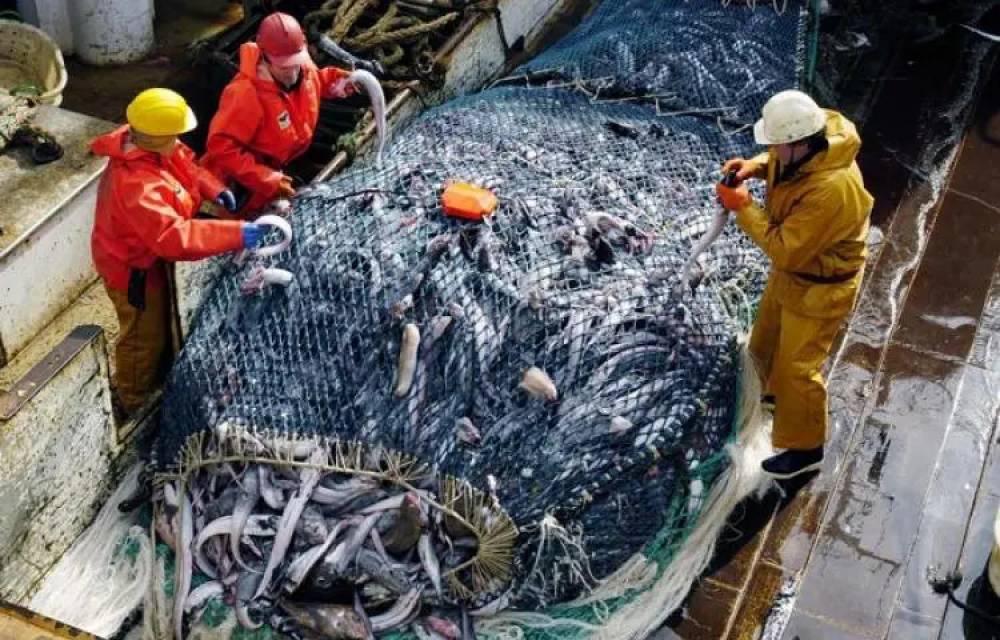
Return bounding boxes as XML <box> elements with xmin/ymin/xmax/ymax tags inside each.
<box><xmin>0</xmin><ymin>324</ymin><xmax>102</xmax><ymax>421</ymax></box>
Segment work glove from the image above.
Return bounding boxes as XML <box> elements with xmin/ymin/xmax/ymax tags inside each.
<box><xmin>215</xmin><ymin>189</ymin><xmax>237</xmax><ymax>212</ymax></box>
<box><xmin>242</xmin><ymin>223</ymin><xmax>265</xmax><ymax>249</ymax></box>
<box><xmin>276</xmin><ymin>176</ymin><xmax>296</xmax><ymax>199</ymax></box>
<box><xmin>716</xmin><ymin>181</ymin><xmax>752</xmax><ymax>211</ymax></box>
<box><xmin>327</xmin><ymin>75</ymin><xmax>357</xmax><ymax>99</ymax></box>
<box><xmin>721</xmin><ymin>157</ymin><xmax>760</xmax><ymax>184</ymax></box>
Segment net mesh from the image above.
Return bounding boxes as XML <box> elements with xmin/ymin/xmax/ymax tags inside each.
<box><xmin>156</xmin><ymin>0</ymin><xmax>806</xmax><ymax>632</ymax></box>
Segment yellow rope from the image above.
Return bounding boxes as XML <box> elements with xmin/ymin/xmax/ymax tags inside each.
<box><xmin>346</xmin><ymin>11</ymin><xmax>460</xmax><ymax>49</ymax></box>
<box><xmin>332</xmin><ymin>0</ymin><xmax>379</xmax><ymax>41</ymax></box>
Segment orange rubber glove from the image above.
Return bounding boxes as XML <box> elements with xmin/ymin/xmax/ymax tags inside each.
<box><xmin>716</xmin><ymin>181</ymin><xmax>752</xmax><ymax>211</ymax></box>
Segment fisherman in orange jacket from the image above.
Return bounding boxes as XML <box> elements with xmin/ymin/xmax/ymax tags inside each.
<box><xmin>201</xmin><ymin>12</ymin><xmax>356</xmax><ymax>215</ymax></box>
<box><xmin>91</xmin><ymin>88</ymin><xmax>267</xmax><ymax>417</ymax></box>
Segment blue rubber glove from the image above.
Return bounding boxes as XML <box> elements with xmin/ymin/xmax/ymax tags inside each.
<box><xmin>215</xmin><ymin>189</ymin><xmax>237</xmax><ymax>212</ymax></box>
<box><xmin>241</xmin><ymin>223</ymin><xmax>264</xmax><ymax>249</ymax></box>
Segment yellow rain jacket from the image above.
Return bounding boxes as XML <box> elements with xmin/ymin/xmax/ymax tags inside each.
<box><xmin>735</xmin><ymin>110</ymin><xmax>873</xmax><ymax>450</ymax></box>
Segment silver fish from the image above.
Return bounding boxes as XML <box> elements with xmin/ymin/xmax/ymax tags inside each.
<box><xmin>258</xmin><ymin>465</ymin><xmax>286</xmax><ymax>510</ymax></box>
<box><xmin>418</xmin><ymin>533</ymin><xmax>443</xmax><ymax>599</ymax></box>
<box><xmin>231</xmin><ymin>468</ymin><xmax>260</xmax><ymax>572</ymax></box>
<box><xmin>283</xmin><ymin>520</ymin><xmax>346</xmax><ymax>594</ymax></box>
<box><xmin>256</xmin><ymin>450</ymin><xmax>326</xmax><ymax>598</ymax></box>
<box><xmin>370</xmin><ymin>589</ymin><xmax>423</xmax><ymax>633</ymax></box>
<box><xmin>173</xmin><ymin>490</ymin><xmax>193</xmax><ymax>640</ymax></box>
<box><xmin>184</xmin><ymin>580</ymin><xmax>223</xmax><ymax>613</ymax></box>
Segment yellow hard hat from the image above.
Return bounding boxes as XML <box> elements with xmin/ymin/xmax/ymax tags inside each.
<box><xmin>126</xmin><ymin>88</ymin><xmax>197</xmax><ymax>136</ymax></box>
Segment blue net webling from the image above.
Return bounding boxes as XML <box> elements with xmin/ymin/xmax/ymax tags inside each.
<box><xmin>156</xmin><ymin>0</ymin><xmax>805</xmax><ymax>633</ymax></box>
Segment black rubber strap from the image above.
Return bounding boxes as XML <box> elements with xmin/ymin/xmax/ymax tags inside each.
<box><xmin>793</xmin><ymin>270</ymin><xmax>859</xmax><ymax>284</ymax></box>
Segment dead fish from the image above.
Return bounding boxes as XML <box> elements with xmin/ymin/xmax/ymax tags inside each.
<box><xmin>604</xmin><ymin>120</ymin><xmax>640</xmax><ymax>139</ymax></box>
<box><xmin>235</xmin><ymin>570</ymin><xmax>263</xmax><ymax>630</ymax></box>
<box><xmin>194</xmin><ymin>514</ymin><xmax>276</xmax><ymax>578</ymax></box>
<box><xmin>174</xmin><ymin>491</ymin><xmax>193</xmax><ymax>640</ymax></box>
<box><xmin>428</xmin><ymin>315</ymin><xmax>453</xmax><ymax>343</ymax></box>
<box><xmin>360</xmin><ymin>493</ymin><xmax>406</xmax><ymax>515</ymax></box>
<box><xmin>424</xmin><ymin>616</ymin><xmax>461</xmax><ymax>640</ymax></box>
<box><xmin>201</xmin><ymin>485</ymin><xmax>239</xmax><ymax>522</ymax></box>
<box><xmin>355</xmin><ymin>549</ymin><xmax>413</xmax><ymax>594</ymax></box>
<box><xmin>394</xmin><ymin>323</ymin><xmax>420</xmax><ymax>397</ymax></box>
<box><xmin>610</xmin><ymin>416</ymin><xmax>633</xmax><ymax>435</ymax></box>
<box><xmin>295</xmin><ymin>506</ymin><xmax>330</xmax><ymax>548</ymax></box>
<box><xmin>161</xmin><ymin>483</ymin><xmax>179</xmax><ymax>511</ymax></box>
<box><xmin>312</xmin><ymin>476</ymin><xmax>379</xmax><ymax>507</ymax></box>
<box><xmin>469</xmin><ymin>590</ymin><xmax>510</xmax><ymax>617</ymax></box>
<box><xmin>418</xmin><ymin>534</ymin><xmax>443</xmax><ymax>599</ymax></box>
<box><xmin>391</xmin><ymin>294</ymin><xmax>414</xmax><ymax>320</ymax></box>
<box><xmin>279</xmin><ymin>600</ymin><xmax>368</xmax><ymax>640</ymax></box>
<box><xmin>368</xmin><ymin>527</ymin><xmax>391</xmax><ymax>563</ymax></box>
<box><xmin>283</xmin><ymin>521</ymin><xmax>346</xmax><ymax>594</ymax></box>
<box><xmin>382</xmin><ymin>493</ymin><xmax>423</xmax><ymax>554</ymax></box>
<box><xmin>327</xmin><ymin>512</ymin><xmax>381</xmax><ymax>575</ymax></box>
<box><xmin>426</xmin><ymin>233</ymin><xmax>453</xmax><ymax>257</ymax></box>
<box><xmin>520</xmin><ymin>366</ymin><xmax>558</xmax><ymax>401</ymax></box>
<box><xmin>362</xmin><ymin>582</ymin><xmax>394</xmax><ymax>603</ymax></box>
<box><xmin>256</xmin><ymin>450</ymin><xmax>326</xmax><ymax>598</ymax></box>
<box><xmin>258</xmin><ymin>465</ymin><xmax>286</xmax><ymax>510</ymax></box>
<box><xmin>370</xmin><ymin>589</ymin><xmax>423</xmax><ymax>633</ymax></box>
<box><xmin>231</xmin><ymin>468</ymin><xmax>260</xmax><ymax>572</ymax></box>
<box><xmin>455</xmin><ymin>418</ymin><xmax>481</xmax><ymax>446</ymax></box>
<box><xmin>184</xmin><ymin>580</ymin><xmax>223</xmax><ymax>613</ymax></box>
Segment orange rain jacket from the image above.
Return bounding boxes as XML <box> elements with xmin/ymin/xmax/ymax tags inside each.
<box><xmin>91</xmin><ymin>126</ymin><xmax>245</xmax><ymax>291</ymax></box>
<box><xmin>201</xmin><ymin>42</ymin><xmax>354</xmax><ymax>214</ymax></box>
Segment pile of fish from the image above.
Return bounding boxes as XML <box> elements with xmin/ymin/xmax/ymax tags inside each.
<box><xmin>159</xmin><ymin>454</ymin><xmax>509</xmax><ymax>638</ymax></box>
<box><xmin>157</xmin><ymin>0</ymin><xmax>805</xmax><ymax>630</ymax></box>
<box><xmin>518</xmin><ymin>0</ymin><xmax>806</xmax><ymax>125</ymax></box>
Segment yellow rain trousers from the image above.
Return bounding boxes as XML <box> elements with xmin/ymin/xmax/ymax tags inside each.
<box><xmin>734</xmin><ymin>110</ymin><xmax>874</xmax><ymax>450</ymax></box>
<box><xmin>104</xmin><ymin>264</ymin><xmax>179</xmax><ymax>413</ymax></box>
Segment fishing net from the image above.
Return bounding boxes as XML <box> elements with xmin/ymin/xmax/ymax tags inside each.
<box><xmin>152</xmin><ymin>1</ymin><xmax>807</xmax><ymax>637</ymax></box>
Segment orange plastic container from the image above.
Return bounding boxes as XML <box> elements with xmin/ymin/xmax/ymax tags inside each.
<box><xmin>442</xmin><ymin>182</ymin><xmax>497</xmax><ymax>221</ymax></box>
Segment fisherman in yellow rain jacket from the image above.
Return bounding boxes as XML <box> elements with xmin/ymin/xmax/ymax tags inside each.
<box><xmin>717</xmin><ymin>90</ymin><xmax>874</xmax><ymax>479</ymax></box>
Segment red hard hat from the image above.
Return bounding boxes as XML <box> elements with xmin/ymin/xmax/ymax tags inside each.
<box><xmin>257</xmin><ymin>12</ymin><xmax>310</xmax><ymax>66</ymax></box>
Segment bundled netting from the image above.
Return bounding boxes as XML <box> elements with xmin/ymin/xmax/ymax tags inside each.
<box><xmin>152</xmin><ymin>1</ymin><xmax>806</xmax><ymax>638</ymax></box>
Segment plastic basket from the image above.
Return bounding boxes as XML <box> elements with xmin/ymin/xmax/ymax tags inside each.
<box><xmin>0</xmin><ymin>19</ymin><xmax>67</xmax><ymax>106</ymax></box>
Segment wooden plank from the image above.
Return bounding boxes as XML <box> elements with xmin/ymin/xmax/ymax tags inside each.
<box><xmin>0</xmin><ymin>601</ymin><xmax>101</xmax><ymax>639</ymax></box>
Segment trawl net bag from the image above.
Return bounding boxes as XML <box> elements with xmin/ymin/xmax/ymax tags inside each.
<box><xmin>151</xmin><ymin>1</ymin><xmax>805</xmax><ymax>638</ymax></box>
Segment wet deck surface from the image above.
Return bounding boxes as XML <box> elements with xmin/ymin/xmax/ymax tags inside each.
<box><xmin>667</xmin><ymin>7</ymin><xmax>1000</xmax><ymax>640</ymax></box>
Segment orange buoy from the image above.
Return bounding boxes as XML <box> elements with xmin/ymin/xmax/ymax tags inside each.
<box><xmin>442</xmin><ymin>182</ymin><xmax>497</xmax><ymax>221</ymax></box>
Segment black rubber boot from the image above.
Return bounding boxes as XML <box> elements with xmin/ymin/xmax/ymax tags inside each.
<box><xmin>762</xmin><ymin>447</ymin><xmax>823</xmax><ymax>479</ymax></box>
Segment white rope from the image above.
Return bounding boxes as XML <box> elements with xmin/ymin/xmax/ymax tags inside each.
<box><xmin>142</xmin><ymin>554</ymin><xmax>173</xmax><ymax>640</ymax></box>
<box><xmin>593</xmin><ymin>336</ymin><xmax>772</xmax><ymax>639</ymax></box>
<box><xmin>28</xmin><ymin>464</ymin><xmax>154</xmax><ymax>638</ymax></box>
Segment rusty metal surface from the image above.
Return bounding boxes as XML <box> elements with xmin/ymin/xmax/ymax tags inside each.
<box><xmin>0</xmin><ymin>325</ymin><xmax>102</xmax><ymax>421</ymax></box>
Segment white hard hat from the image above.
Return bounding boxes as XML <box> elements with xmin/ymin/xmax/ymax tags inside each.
<box><xmin>753</xmin><ymin>90</ymin><xmax>826</xmax><ymax>145</ymax></box>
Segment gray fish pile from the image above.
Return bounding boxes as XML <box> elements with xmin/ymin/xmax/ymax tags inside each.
<box><xmin>158</xmin><ymin>0</ymin><xmax>805</xmax><ymax>626</ymax></box>
<box><xmin>519</xmin><ymin>0</ymin><xmax>806</xmax><ymax>125</ymax></box>
<box><xmin>159</xmin><ymin>453</ymin><xmax>509</xmax><ymax>638</ymax></box>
